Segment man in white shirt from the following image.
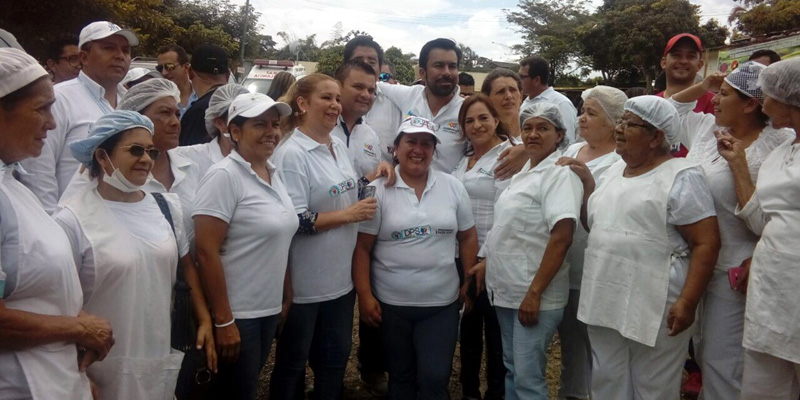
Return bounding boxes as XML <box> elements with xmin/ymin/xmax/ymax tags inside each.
<box><xmin>519</xmin><ymin>55</ymin><xmax>578</xmax><ymax>144</ymax></box>
<box><xmin>19</xmin><ymin>21</ymin><xmax>138</xmax><ymax>213</ymax></box>
<box><xmin>331</xmin><ymin>60</ymin><xmax>382</xmax><ymax>178</ymax></box>
<box><xmin>156</xmin><ymin>44</ymin><xmax>197</xmax><ymax>118</ymax></box>
<box><xmin>344</xmin><ymin>36</ymin><xmax>403</xmax><ymax>164</ymax></box>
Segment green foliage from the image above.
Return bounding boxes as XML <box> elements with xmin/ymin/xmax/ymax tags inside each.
<box><xmin>316</xmin><ymin>46</ymin><xmax>345</xmax><ymax>77</ymax></box>
<box><xmin>384</xmin><ymin>46</ymin><xmax>416</xmax><ymax>85</ymax></box>
<box><xmin>730</xmin><ymin>0</ymin><xmax>800</xmax><ymax>37</ymax></box>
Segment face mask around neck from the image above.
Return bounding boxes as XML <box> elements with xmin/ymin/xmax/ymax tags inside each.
<box><xmin>101</xmin><ymin>152</ymin><xmax>144</xmax><ymax>193</ymax></box>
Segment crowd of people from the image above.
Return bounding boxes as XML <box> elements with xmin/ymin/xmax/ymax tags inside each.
<box><xmin>0</xmin><ymin>20</ymin><xmax>799</xmax><ymax>400</ymax></box>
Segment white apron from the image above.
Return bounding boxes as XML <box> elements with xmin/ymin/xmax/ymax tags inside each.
<box><xmin>578</xmin><ymin>158</ymin><xmax>695</xmax><ymax>346</ymax></box>
<box><xmin>0</xmin><ymin>167</ymin><xmax>90</xmax><ymax>399</ymax></box>
<box><xmin>743</xmin><ymin>141</ymin><xmax>800</xmax><ymax>364</ymax></box>
<box><xmin>64</xmin><ymin>188</ymin><xmax>184</xmax><ymax>400</ymax></box>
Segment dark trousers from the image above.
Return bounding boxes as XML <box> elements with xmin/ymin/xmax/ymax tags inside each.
<box><xmin>460</xmin><ymin>290</ymin><xmax>506</xmax><ymax>399</ymax></box>
<box><xmin>213</xmin><ymin>315</ymin><xmax>280</xmax><ymax>400</ymax></box>
<box><xmin>358</xmin><ymin>321</ymin><xmax>387</xmax><ymax>374</ymax></box>
<box><xmin>270</xmin><ymin>290</ymin><xmax>356</xmax><ymax>400</ymax></box>
<box><xmin>380</xmin><ymin>300</ymin><xmax>460</xmax><ymax>400</ymax></box>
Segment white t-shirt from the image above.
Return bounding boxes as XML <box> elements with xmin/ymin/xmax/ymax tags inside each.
<box><xmin>192</xmin><ymin>151</ymin><xmax>298</xmax><ymax>318</ymax></box>
<box><xmin>484</xmin><ymin>149</ymin><xmax>583</xmax><ymax>310</ymax></box>
<box><xmin>521</xmin><ymin>87</ymin><xmax>578</xmax><ymax>145</ymax></box>
<box><xmin>330</xmin><ymin>117</ymin><xmax>382</xmax><ymax>178</ymax></box>
<box><xmin>562</xmin><ymin>142</ymin><xmax>621</xmax><ymax>290</ymax></box>
<box><xmin>54</xmin><ymin>193</ymin><xmax>189</xmax><ymax>303</ymax></box>
<box><xmin>672</xmin><ymin>98</ymin><xmax>794</xmax><ymax>279</ymax></box>
<box><xmin>377</xmin><ymin>83</ymin><xmax>467</xmax><ymax>173</ymax></box>
<box><xmin>271</xmin><ymin>129</ymin><xmax>358</xmax><ymax>303</ymax></box>
<box><xmin>172</xmin><ymin>137</ymin><xmax>225</xmax><ymax>179</ymax></box>
<box><xmin>19</xmin><ymin>72</ymin><xmax>120</xmax><ymax>214</ymax></box>
<box><xmin>365</xmin><ymin>84</ymin><xmax>404</xmax><ymax>163</ymax></box>
<box><xmin>359</xmin><ymin>167</ymin><xmax>475</xmax><ymax>306</ymax></box>
<box><xmin>451</xmin><ymin>140</ymin><xmax>514</xmax><ymax>247</ymax></box>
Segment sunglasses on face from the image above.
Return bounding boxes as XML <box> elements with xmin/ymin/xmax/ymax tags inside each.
<box><xmin>59</xmin><ymin>55</ymin><xmax>81</xmax><ymax>68</ymax></box>
<box><xmin>156</xmin><ymin>63</ymin><xmax>178</xmax><ymax>73</ymax></box>
<box><xmin>119</xmin><ymin>144</ymin><xmax>160</xmax><ymax>160</ymax></box>
<box><xmin>379</xmin><ymin>72</ymin><xmax>392</xmax><ymax>82</ymax></box>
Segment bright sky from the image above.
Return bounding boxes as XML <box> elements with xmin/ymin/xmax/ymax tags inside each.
<box><xmin>245</xmin><ymin>0</ymin><xmax>739</xmax><ymax>62</ymax></box>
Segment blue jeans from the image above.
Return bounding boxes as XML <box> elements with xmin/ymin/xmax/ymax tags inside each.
<box><xmin>270</xmin><ymin>290</ymin><xmax>355</xmax><ymax>400</ymax></box>
<box><xmin>380</xmin><ymin>300</ymin><xmax>460</xmax><ymax>400</ymax></box>
<box><xmin>213</xmin><ymin>315</ymin><xmax>280</xmax><ymax>400</ymax></box>
<box><xmin>496</xmin><ymin>306</ymin><xmax>564</xmax><ymax>400</ymax></box>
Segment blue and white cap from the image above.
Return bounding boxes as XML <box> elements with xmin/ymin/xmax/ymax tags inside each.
<box><xmin>70</xmin><ymin>110</ymin><xmax>154</xmax><ymax>166</ymax></box>
<box><xmin>725</xmin><ymin>61</ymin><xmax>766</xmax><ymax>104</ymax></box>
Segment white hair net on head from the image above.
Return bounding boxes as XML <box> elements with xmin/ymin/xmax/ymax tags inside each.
<box><xmin>520</xmin><ymin>102</ymin><xmax>570</xmax><ymax>149</ymax></box>
<box><xmin>725</xmin><ymin>61</ymin><xmax>766</xmax><ymax>103</ymax></box>
<box><xmin>623</xmin><ymin>95</ymin><xmax>680</xmax><ymax>145</ymax></box>
<box><xmin>581</xmin><ymin>85</ymin><xmax>628</xmax><ymax>124</ymax></box>
<box><xmin>118</xmin><ymin>78</ymin><xmax>180</xmax><ymax>112</ymax></box>
<box><xmin>758</xmin><ymin>57</ymin><xmax>800</xmax><ymax>108</ymax></box>
<box><xmin>205</xmin><ymin>84</ymin><xmax>250</xmax><ymax>137</ymax></box>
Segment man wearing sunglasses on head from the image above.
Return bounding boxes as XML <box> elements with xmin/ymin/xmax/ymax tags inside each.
<box><xmin>45</xmin><ymin>35</ymin><xmax>81</xmax><ymax>84</ymax></box>
<box><xmin>19</xmin><ymin>21</ymin><xmax>138</xmax><ymax>214</ymax></box>
<box><xmin>157</xmin><ymin>44</ymin><xmax>197</xmax><ymax>118</ymax></box>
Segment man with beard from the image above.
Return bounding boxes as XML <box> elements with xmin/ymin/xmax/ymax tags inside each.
<box><xmin>19</xmin><ymin>21</ymin><xmax>137</xmax><ymax>213</ymax></box>
<box><xmin>657</xmin><ymin>33</ymin><xmax>714</xmax><ymax>159</ymax></box>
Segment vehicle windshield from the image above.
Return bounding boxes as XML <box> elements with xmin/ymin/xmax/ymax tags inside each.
<box><xmin>242</xmin><ymin>79</ymin><xmax>273</xmax><ymax>95</ymax></box>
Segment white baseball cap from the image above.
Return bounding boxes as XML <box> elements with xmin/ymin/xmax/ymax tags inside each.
<box><xmin>79</xmin><ymin>21</ymin><xmax>139</xmax><ymax>49</ymax></box>
<box><xmin>395</xmin><ymin>116</ymin><xmax>441</xmax><ymax>144</ymax></box>
<box><xmin>228</xmin><ymin>92</ymin><xmax>292</xmax><ymax>123</ymax></box>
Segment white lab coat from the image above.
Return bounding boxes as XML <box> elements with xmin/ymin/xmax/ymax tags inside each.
<box><xmin>0</xmin><ymin>166</ymin><xmax>91</xmax><ymax>400</ymax></box>
<box><xmin>57</xmin><ymin>186</ymin><xmax>185</xmax><ymax>400</ymax></box>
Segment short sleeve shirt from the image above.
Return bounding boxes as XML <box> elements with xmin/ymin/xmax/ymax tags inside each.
<box><xmin>192</xmin><ymin>151</ymin><xmax>298</xmax><ymax>318</ymax></box>
<box><xmin>330</xmin><ymin>117</ymin><xmax>382</xmax><ymax>177</ymax></box>
<box><xmin>359</xmin><ymin>168</ymin><xmax>475</xmax><ymax>306</ymax></box>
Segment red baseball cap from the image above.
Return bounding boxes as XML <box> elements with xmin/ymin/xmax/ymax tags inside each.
<box><xmin>664</xmin><ymin>33</ymin><xmax>702</xmax><ymax>56</ymax></box>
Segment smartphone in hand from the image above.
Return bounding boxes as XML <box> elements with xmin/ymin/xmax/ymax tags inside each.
<box><xmin>359</xmin><ymin>186</ymin><xmax>376</xmax><ymax>200</ymax></box>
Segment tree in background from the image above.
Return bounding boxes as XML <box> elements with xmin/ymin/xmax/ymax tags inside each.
<box><xmin>728</xmin><ymin>0</ymin><xmax>800</xmax><ymax>37</ymax></box>
<box><xmin>506</xmin><ymin>0</ymin><xmax>591</xmax><ymax>84</ymax></box>
<box><xmin>384</xmin><ymin>46</ymin><xmax>416</xmax><ymax>85</ymax></box>
<box><xmin>575</xmin><ymin>0</ymin><xmax>727</xmax><ymax>89</ymax></box>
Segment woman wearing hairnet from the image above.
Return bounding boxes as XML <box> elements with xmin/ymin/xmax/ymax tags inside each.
<box><xmin>53</xmin><ymin>111</ymin><xmax>215</xmax><ymax>400</ymax></box>
<box><xmin>568</xmin><ymin>96</ymin><xmax>720</xmax><ymax>400</ymax></box>
<box><xmin>716</xmin><ymin>58</ymin><xmax>800</xmax><ymax>399</ymax></box>
<box><xmin>668</xmin><ymin>61</ymin><xmax>793</xmax><ymax>400</ymax></box>
<box><xmin>475</xmin><ymin>103</ymin><xmax>582</xmax><ymax>399</ymax></box>
<box><xmin>172</xmin><ymin>83</ymin><xmax>250</xmax><ymax>177</ymax></box>
<box><xmin>555</xmin><ymin>85</ymin><xmax>625</xmax><ymax>400</ymax></box>
<box><xmin>0</xmin><ymin>48</ymin><xmax>114</xmax><ymax>400</ymax></box>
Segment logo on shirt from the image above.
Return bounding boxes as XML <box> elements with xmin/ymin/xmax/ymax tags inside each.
<box><xmin>391</xmin><ymin>225</ymin><xmax>432</xmax><ymax>241</ymax></box>
<box><xmin>329</xmin><ymin>178</ymin><xmax>356</xmax><ymax>197</ymax></box>
<box><xmin>363</xmin><ymin>143</ymin><xmax>377</xmax><ymax>158</ymax></box>
<box><xmin>477</xmin><ymin>167</ymin><xmax>494</xmax><ymax>177</ymax></box>
<box><xmin>442</xmin><ymin>121</ymin><xmax>460</xmax><ymax>134</ymax></box>
<box><xmin>436</xmin><ymin>228</ymin><xmax>454</xmax><ymax>235</ymax></box>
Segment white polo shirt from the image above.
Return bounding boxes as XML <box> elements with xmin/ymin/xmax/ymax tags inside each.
<box><xmin>330</xmin><ymin>117</ymin><xmax>382</xmax><ymax>177</ymax></box>
<box><xmin>365</xmin><ymin>85</ymin><xmax>404</xmax><ymax>163</ymax></box>
<box><xmin>452</xmin><ymin>140</ymin><xmax>514</xmax><ymax>247</ymax></box>
<box><xmin>143</xmin><ymin>149</ymin><xmax>202</xmax><ymax>247</ymax></box>
<box><xmin>192</xmin><ymin>151</ymin><xmax>298</xmax><ymax>318</ymax></box>
<box><xmin>19</xmin><ymin>71</ymin><xmax>119</xmax><ymax>214</ymax></box>
<box><xmin>359</xmin><ymin>167</ymin><xmax>475</xmax><ymax>307</ymax></box>
<box><xmin>172</xmin><ymin>137</ymin><xmax>225</xmax><ymax>178</ymax></box>
<box><xmin>377</xmin><ymin>82</ymin><xmax>467</xmax><ymax>173</ymax></box>
<box><xmin>484</xmin><ymin>149</ymin><xmax>583</xmax><ymax>310</ymax></box>
<box><xmin>521</xmin><ymin>87</ymin><xmax>578</xmax><ymax>145</ymax></box>
<box><xmin>271</xmin><ymin>129</ymin><xmax>358</xmax><ymax>303</ymax></box>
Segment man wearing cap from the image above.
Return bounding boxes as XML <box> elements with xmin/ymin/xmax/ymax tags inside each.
<box><xmin>658</xmin><ymin>33</ymin><xmax>714</xmax><ymax>160</ymax></box>
<box><xmin>180</xmin><ymin>44</ymin><xmax>230</xmax><ymax>146</ymax></box>
<box><xmin>18</xmin><ymin>21</ymin><xmax>138</xmax><ymax>214</ymax></box>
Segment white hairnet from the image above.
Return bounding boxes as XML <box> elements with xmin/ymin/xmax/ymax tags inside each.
<box><xmin>758</xmin><ymin>57</ymin><xmax>800</xmax><ymax>108</ymax></box>
<box><xmin>581</xmin><ymin>85</ymin><xmax>628</xmax><ymax>124</ymax></box>
<box><xmin>118</xmin><ymin>78</ymin><xmax>180</xmax><ymax>112</ymax></box>
<box><xmin>725</xmin><ymin>61</ymin><xmax>766</xmax><ymax>103</ymax></box>
<box><xmin>623</xmin><ymin>96</ymin><xmax>680</xmax><ymax>145</ymax></box>
<box><xmin>0</xmin><ymin>48</ymin><xmax>48</xmax><ymax>98</ymax></box>
<box><xmin>205</xmin><ymin>84</ymin><xmax>250</xmax><ymax>137</ymax></box>
<box><xmin>520</xmin><ymin>102</ymin><xmax>570</xmax><ymax>149</ymax></box>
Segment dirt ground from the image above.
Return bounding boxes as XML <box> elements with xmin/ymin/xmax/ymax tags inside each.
<box><xmin>255</xmin><ymin>306</ymin><xmax>689</xmax><ymax>399</ymax></box>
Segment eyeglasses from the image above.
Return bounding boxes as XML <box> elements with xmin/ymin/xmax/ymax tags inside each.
<box><xmin>119</xmin><ymin>144</ymin><xmax>160</xmax><ymax>160</ymax></box>
<box><xmin>156</xmin><ymin>63</ymin><xmax>178</xmax><ymax>73</ymax></box>
<box><xmin>379</xmin><ymin>72</ymin><xmax>392</xmax><ymax>82</ymax></box>
<box><xmin>59</xmin><ymin>55</ymin><xmax>81</xmax><ymax>68</ymax></box>
<box><xmin>616</xmin><ymin>118</ymin><xmax>653</xmax><ymax>131</ymax></box>
<box><xmin>405</xmin><ymin>117</ymin><xmax>440</xmax><ymax>132</ymax></box>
